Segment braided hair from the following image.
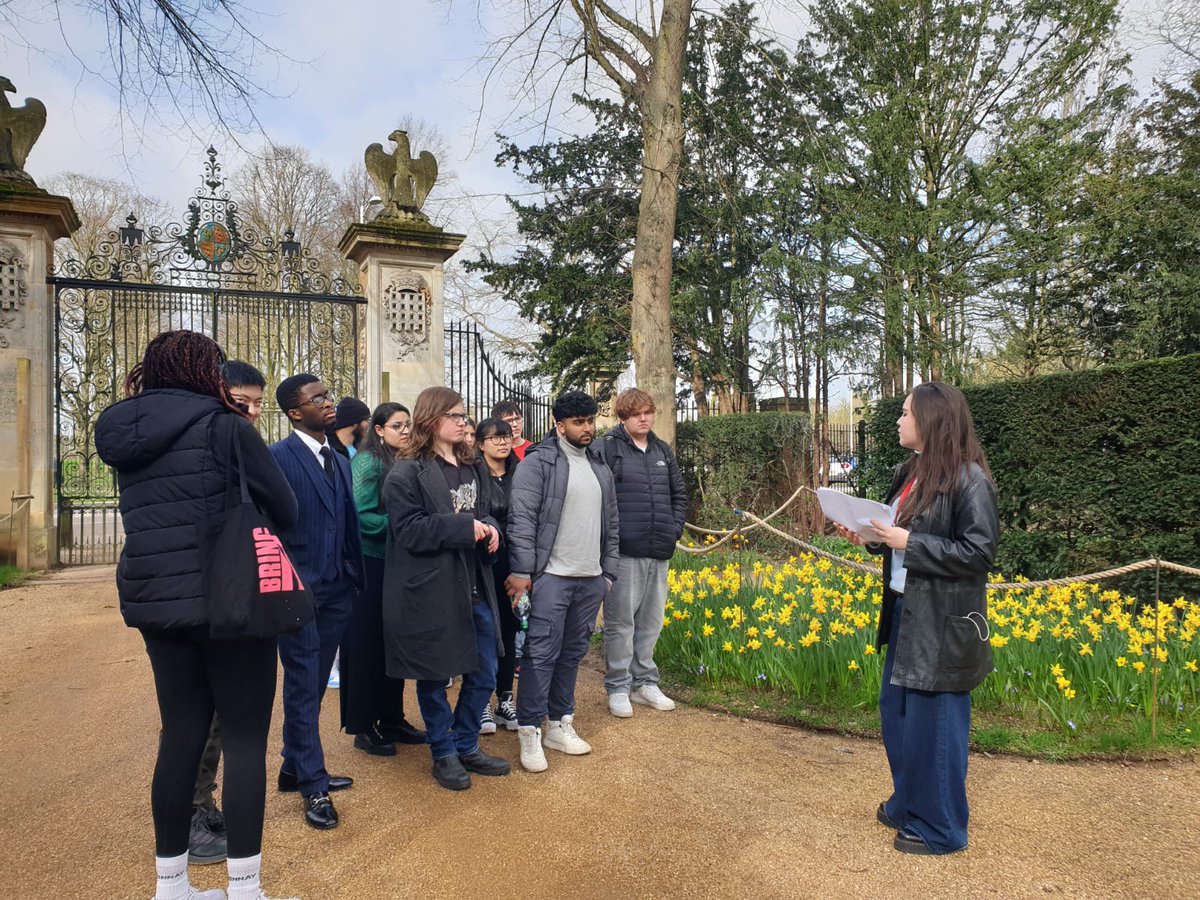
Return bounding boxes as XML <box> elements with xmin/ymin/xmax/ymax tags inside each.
<box><xmin>125</xmin><ymin>330</ymin><xmax>246</xmax><ymax>417</ymax></box>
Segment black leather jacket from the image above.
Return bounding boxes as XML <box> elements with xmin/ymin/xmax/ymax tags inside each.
<box><xmin>872</xmin><ymin>461</ymin><xmax>999</xmax><ymax>692</ymax></box>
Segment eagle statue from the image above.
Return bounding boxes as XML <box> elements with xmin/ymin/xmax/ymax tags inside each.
<box><xmin>0</xmin><ymin>76</ymin><xmax>48</xmax><ymax>187</ymax></box>
<box><xmin>364</xmin><ymin>129</ymin><xmax>439</xmax><ymax>221</ymax></box>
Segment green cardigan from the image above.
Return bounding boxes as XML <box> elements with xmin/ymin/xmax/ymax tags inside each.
<box><xmin>351</xmin><ymin>451</ymin><xmax>389</xmax><ymax>559</ymax></box>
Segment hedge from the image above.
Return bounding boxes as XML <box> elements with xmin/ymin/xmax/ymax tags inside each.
<box><xmin>862</xmin><ymin>354</ymin><xmax>1200</xmax><ymax>595</ymax></box>
<box><xmin>675</xmin><ymin>412</ymin><xmax>814</xmax><ymax>534</ymax></box>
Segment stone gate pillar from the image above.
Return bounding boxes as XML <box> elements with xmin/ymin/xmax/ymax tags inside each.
<box><xmin>0</xmin><ymin>190</ymin><xmax>80</xmax><ymax>568</ymax></box>
<box><xmin>339</xmin><ymin>221</ymin><xmax>465</xmax><ymax>408</ymax></box>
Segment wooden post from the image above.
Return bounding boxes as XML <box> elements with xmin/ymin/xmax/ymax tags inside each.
<box><xmin>1151</xmin><ymin>559</ymin><xmax>1161</xmax><ymax>742</ymax></box>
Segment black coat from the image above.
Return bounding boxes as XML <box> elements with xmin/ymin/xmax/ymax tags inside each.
<box><xmin>599</xmin><ymin>424</ymin><xmax>688</xmax><ymax>560</ymax></box>
<box><xmin>95</xmin><ymin>389</ymin><xmax>298</xmax><ymax>629</ymax></box>
<box><xmin>475</xmin><ymin>456</ymin><xmax>517</xmax><ymax>581</ymax></box>
<box><xmin>381</xmin><ymin>456</ymin><xmax>503</xmax><ymax>681</ymax></box>
<box><xmin>872</xmin><ymin>461</ymin><xmax>1000</xmax><ymax>692</ymax></box>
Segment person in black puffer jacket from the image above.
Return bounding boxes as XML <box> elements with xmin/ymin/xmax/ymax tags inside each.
<box><xmin>598</xmin><ymin>388</ymin><xmax>687</xmax><ymax>718</ymax></box>
<box><xmin>96</xmin><ymin>331</ymin><xmax>300</xmax><ymax>900</ymax></box>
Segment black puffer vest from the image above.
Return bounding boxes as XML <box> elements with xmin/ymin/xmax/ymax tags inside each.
<box><xmin>96</xmin><ymin>389</ymin><xmax>233</xmax><ymax>629</ymax></box>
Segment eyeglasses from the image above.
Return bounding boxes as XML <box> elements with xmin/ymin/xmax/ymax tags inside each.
<box><xmin>485</xmin><ymin>435</ymin><xmax>512</xmax><ymax>444</ymax></box>
<box><xmin>293</xmin><ymin>394</ymin><xmax>336</xmax><ymax>410</ymax></box>
<box><xmin>501</xmin><ymin>415</ymin><xmax>523</xmax><ymax>424</ymax></box>
<box><xmin>384</xmin><ymin>422</ymin><xmax>411</xmax><ymax>432</ymax></box>
<box><xmin>444</xmin><ymin>413</ymin><xmax>469</xmax><ymax>424</ymax></box>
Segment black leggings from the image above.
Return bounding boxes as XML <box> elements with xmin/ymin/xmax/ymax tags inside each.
<box><xmin>141</xmin><ymin>628</ymin><xmax>277</xmax><ymax>858</ymax></box>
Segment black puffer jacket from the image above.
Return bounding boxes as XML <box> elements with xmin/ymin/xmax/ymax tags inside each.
<box><xmin>599</xmin><ymin>424</ymin><xmax>687</xmax><ymax>560</ymax></box>
<box><xmin>872</xmin><ymin>461</ymin><xmax>999</xmax><ymax>692</ymax></box>
<box><xmin>96</xmin><ymin>389</ymin><xmax>298</xmax><ymax>630</ymax></box>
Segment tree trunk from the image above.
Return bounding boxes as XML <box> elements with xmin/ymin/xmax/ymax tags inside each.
<box><xmin>630</xmin><ymin>0</ymin><xmax>692</xmax><ymax>447</ymax></box>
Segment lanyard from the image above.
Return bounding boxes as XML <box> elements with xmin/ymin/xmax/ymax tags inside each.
<box><xmin>893</xmin><ymin>478</ymin><xmax>917</xmax><ymax>525</ymax></box>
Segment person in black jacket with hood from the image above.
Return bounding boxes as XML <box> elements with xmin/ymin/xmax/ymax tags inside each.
<box><xmin>96</xmin><ymin>331</ymin><xmax>301</xmax><ymax>900</ymax></box>
<box><xmin>599</xmin><ymin>388</ymin><xmax>687</xmax><ymax>718</ymax></box>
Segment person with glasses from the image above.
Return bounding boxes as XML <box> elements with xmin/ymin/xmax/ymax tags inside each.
<box><xmin>268</xmin><ymin>375</ymin><xmax>365</xmax><ymax>830</ymax></box>
<box><xmin>341</xmin><ymin>402</ymin><xmax>429</xmax><ymax>756</ymax></box>
<box><xmin>381</xmin><ymin>387</ymin><xmax>511</xmax><ymax>790</ymax></box>
<box><xmin>472</xmin><ymin>417</ymin><xmax>521</xmax><ymax>734</ymax></box>
<box><xmin>491</xmin><ymin>400</ymin><xmax>533</xmax><ymax>460</ymax></box>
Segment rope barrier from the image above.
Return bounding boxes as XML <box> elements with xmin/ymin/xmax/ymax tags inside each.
<box><xmin>675</xmin><ymin>488</ymin><xmax>1200</xmax><ymax>589</ymax></box>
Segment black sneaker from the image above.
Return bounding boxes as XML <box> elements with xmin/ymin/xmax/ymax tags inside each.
<box><xmin>205</xmin><ymin>804</ymin><xmax>226</xmax><ymax>838</ymax></box>
<box><xmin>494</xmin><ymin>692</ymin><xmax>519</xmax><ymax>731</ymax></box>
<box><xmin>188</xmin><ymin>805</ymin><xmax>227</xmax><ymax>864</ymax></box>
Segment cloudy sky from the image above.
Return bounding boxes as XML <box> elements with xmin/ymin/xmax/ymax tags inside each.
<box><xmin>7</xmin><ymin>0</ymin><xmax>1169</xmax><ymax>221</ymax></box>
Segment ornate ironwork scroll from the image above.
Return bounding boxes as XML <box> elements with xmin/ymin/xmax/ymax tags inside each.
<box><xmin>50</xmin><ymin>148</ymin><xmax>366</xmax><ymax>564</ymax></box>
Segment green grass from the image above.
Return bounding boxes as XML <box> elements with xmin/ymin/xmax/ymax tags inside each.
<box><xmin>0</xmin><ymin>565</ymin><xmax>33</xmax><ymax>589</ymax></box>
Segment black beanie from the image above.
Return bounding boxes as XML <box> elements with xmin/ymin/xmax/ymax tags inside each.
<box><xmin>334</xmin><ymin>397</ymin><xmax>371</xmax><ymax>429</ymax></box>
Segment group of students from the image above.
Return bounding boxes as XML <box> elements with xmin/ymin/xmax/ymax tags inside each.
<box><xmin>96</xmin><ymin>329</ymin><xmax>691</xmax><ymax>900</ymax></box>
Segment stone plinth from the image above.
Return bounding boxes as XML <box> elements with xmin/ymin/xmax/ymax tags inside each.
<box><xmin>0</xmin><ymin>190</ymin><xmax>79</xmax><ymax>568</ymax></box>
<box><xmin>339</xmin><ymin>219</ymin><xmax>465</xmax><ymax>408</ymax></box>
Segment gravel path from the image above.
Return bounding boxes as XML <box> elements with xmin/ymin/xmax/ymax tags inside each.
<box><xmin>1</xmin><ymin>567</ymin><xmax>1196</xmax><ymax>900</ymax></box>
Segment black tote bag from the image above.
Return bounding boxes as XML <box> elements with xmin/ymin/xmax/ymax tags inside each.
<box><xmin>200</xmin><ymin>420</ymin><xmax>315</xmax><ymax>639</ymax></box>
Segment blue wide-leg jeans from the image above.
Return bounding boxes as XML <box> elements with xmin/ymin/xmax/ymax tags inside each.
<box><xmin>879</xmin><ymin>594</ymin><xmax>973</xmax><ymax>853</ymax></box>
<box><xmin>415</xmin><ymin>599</ymin><xmax>498</xmax><ymax>761</ymax></box>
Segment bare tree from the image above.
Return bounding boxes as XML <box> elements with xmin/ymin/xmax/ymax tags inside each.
<box><xmin>1</xmin><ymin>0</ymin><xmax>282</xmax><ymax>141</ymax></box>
<box><xmin>473</xmin><ymin>0</ymin><xmax>694</xmax><ymax>443</ymax></box>
<box><xmin>1140</xmin><ymin>0</ymin><xmax>1200</xmax><ymax>83</ymax></box>
<box><xmin>42</xmin><ymin>171</ymin><xmax>169</xmax><ymax>264</ymax></box>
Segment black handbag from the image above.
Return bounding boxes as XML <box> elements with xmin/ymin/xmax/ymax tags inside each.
<box><xmin>201</xmin><ymin>418</ymin><xmax>315</xmax><ymax>639</ymax></box>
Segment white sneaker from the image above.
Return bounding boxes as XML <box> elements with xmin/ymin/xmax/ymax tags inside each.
<box><xmin>151</xmin><ymin>890</ymin><xmax>225</xmax><ymax>900</ymax></box>
<box><xmin>608</xmin><ymin>692</ymin><xmax>634</xmax><ymax>718</ymax></box>
<box><xmin>543</xmin><ymin>715</ymin><xmax>592</xmax><ymax>755</ymax></box>
<box><xmin>518</xmin><ymin>725</ymin><xmax>548</xmax><ymax>772</ymax></box>
<box><xmin>631</xmin><ymin>684</ymin><xmax>676</xmax><ymax>711</ymax></box>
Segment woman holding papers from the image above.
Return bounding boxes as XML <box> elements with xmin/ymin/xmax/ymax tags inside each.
<box><xmin>835</xmin><ymin>382</ymin><xmax>998</xmax><ymax>856</ymax></box>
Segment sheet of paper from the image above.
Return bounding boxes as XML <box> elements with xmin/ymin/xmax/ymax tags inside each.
<box><xmin>815</xmin><ymin>488</ymin><xmax>893</xmax><ymax>540</ymax></box>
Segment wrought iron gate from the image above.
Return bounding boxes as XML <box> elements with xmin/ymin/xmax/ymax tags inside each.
<box><xmin>445</xmin><ymin>320</ymin><xmax>551</xmax><ymax>440</ymax></box>
<box><xmin>52</xmin><ymin>149</ymin><xmax>365</xmax><ymax>564</ymax></box>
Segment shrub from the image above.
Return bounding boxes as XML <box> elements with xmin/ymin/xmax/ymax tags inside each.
<box><xmin>862</xmin><ymin>354</ymin><xmax>1200</xmax><ymax>594</ymax></box>
<box><xmin>676</xmin><ymin>412</ymin><xmax>814</xmax><ymax>534</ymax></box>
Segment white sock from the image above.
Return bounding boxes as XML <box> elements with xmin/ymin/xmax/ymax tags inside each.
<box><xmin>155</xmin><ymin>852</ymin><xmax>191</xmax><ymax>900</ymax></box>
<box><xmin>226</xmin><ymin>854</ymin><xmax>262</xmax><ymax>899</ymax></box>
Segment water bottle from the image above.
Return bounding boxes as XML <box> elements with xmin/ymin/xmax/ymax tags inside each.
<box><xmin>516</xmin><ymin>591</ymin><xmax>531</xmax><ymax>632</ymax></box>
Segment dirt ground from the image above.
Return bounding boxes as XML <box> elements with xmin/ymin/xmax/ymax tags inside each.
<box><xmin>1</xmin><ymin>566</ymin><xmax>1197</xmax><ymax>900</ymax></box>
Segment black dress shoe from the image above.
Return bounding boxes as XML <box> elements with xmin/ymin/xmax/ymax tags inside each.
<box><xmin>431</xmin><ymin>755</ymin><xmax>471</xmax><ymax>791</ymax></box>
<box><xmin>353</xmin><ymin>726</ymin><xmax>397</xmax><ymax>757</ymax></box>
<box><xmin>303</xmin><ymin>792</ymin><xmax>339</xmax><ymax>830</ymax></box>
<box><xmin>459</xmin><ymin>748</ymin><xmax>511</xmax><ymax>776</ymax></box>
<box><xmin>894</xmin><ymin>827</ymin><xmax>965</xmax><ymax>855</ymax></box>
<box><xmin>378</xmin><ymin>718</ymin><xmax>429</xmax><ymax>745</ymax></box>
<box><xmin>279</xmin><ymin>771</ymin><xmax>354</xmax><ymax>793</ymax></box>
<box><xmin>877</xmin><ymin>802</ymin><xmax>901</xmax><ymax>830</ymax></box>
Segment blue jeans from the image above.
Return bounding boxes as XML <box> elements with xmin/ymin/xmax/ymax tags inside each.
<box><xmin>415</xmin><ymin>600</ymin><xmax>498</xmax><ymax>761</ymax></box>
<box><xmin>879</xmin><ymin>595</ymin><xmax>973</xmax><ymax>853</ymax></box>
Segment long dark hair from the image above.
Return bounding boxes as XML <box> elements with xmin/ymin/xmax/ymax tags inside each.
<box><xmin>126</xmin><ymin>330</ymin><xmax>245</xmax><ymax>418</ymax></box>
<box><xmin>896</xmin><ymin>382</ymin><xmax>992</xmax><ymax>526</ymax></box>
<box><xmin>401</xmin><ymin>386</ymin><xmax>477</xmax><ymax>464</ymax></box>
<box><xmin>475</xmin><ymin>416</ymin><xmax>517</xmax><ymax>476</ymax></box>
<box><xmin>360</xmin><ymin>402</ymin><xmax>410</xmax><ymax>474</ymax></box>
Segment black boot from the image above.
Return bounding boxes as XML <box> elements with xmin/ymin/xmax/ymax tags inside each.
<box><xmin>431</xmin><ymin>755</ymin><xmax>471</xmax><ymax>790</ymax></box>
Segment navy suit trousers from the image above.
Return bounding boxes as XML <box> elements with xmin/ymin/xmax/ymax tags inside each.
<box><xmin>278</xmin><ymin>577</ymin><xmax>354</xmax><ymax>796</ymax></box>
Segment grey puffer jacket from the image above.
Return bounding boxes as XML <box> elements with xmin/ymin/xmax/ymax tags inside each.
<box><xmin>507</xmin><ymin>431</ymin><xmax>620</xmax><ymax>583</ymax></box>
<box><xmin>872</xmin><ymin>461</ymin><xmax>999</xmax><ymax>692</ymax></box>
